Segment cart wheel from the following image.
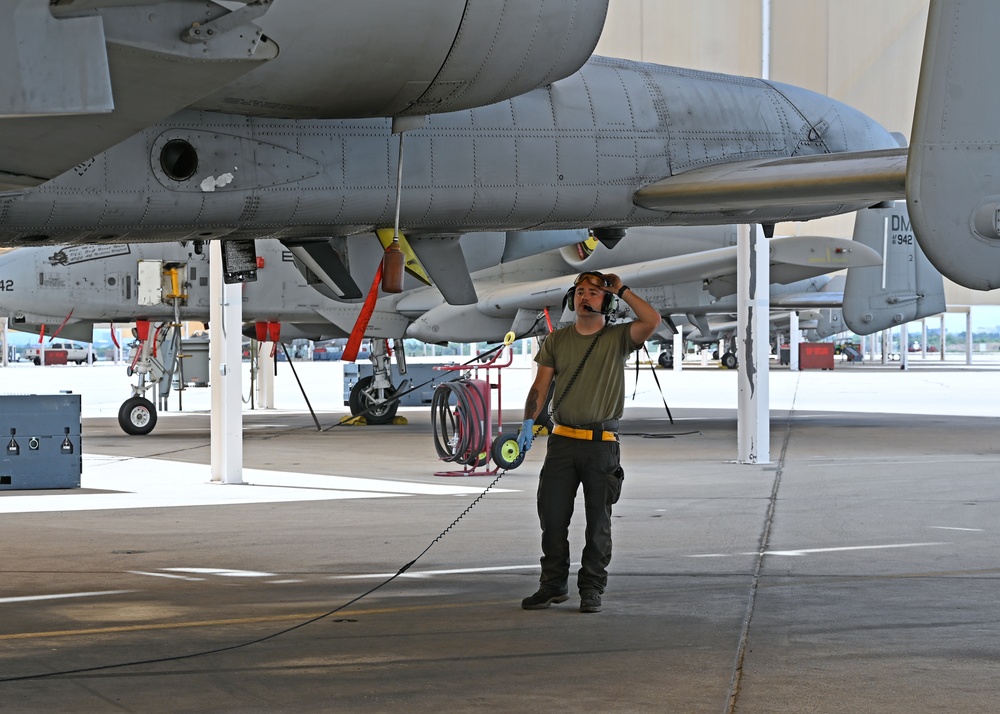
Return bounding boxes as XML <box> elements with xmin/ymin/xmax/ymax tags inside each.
<box><xmin>118</xmin><ymin>396</ymin><xmax>157</xmax><ymax>436</ymax></box>
<box><xmin>491</xmin><ymin>432</ymin><xmax>526</xmax><ymax>470</ymax></box>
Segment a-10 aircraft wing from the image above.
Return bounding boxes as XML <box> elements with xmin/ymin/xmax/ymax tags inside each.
<box><xmin>472</xmin><ymin>235</ymin><xmax>881</xmax><ymax>315</ymax></box>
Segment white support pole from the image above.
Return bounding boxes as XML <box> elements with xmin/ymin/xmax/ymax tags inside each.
<box><xmin>737</xmin><ymin>224</ymin><xmax>770</xmax><ymax>464</ymax></box>
<box><xmin>881</xmin><ymin>331</ymin><xmax>889</xmax><ymax>365</ymax></box>
<box><xmin>1</xmin><ymin>317</ymin><xmax>7</xmax><ymax>367</ymax></box>
<box><xmin>210</xmin><ymin>241</ymin><xmax>244</xmax><ymax>484</ymax></box>
<box><xmin>257</xmin><ymin>342</ymin><xmax>276</xmax><ymax>408</ymax></box>
<box><xmin>921</xmin><ymin>320</ymin><xmax>928</xmax><ymax>358</ymax></box>
<box><xmin>966</xmin><ymin>311</ymin><xmax>973</xmax><ymax>365</ymax></box>
<box><xmin>789</xmin><ymin>311</ymin><xmax>800</xmax><ymax>372</ymax></box>
<box><xmin>900</xmin><ymin>324</ymin><xmax>909</xmax><ymax>370</ymax></box>
<box><xmin>940</xmin><ymin>315</ymin><xmax>946</xmax><ymax>361</ymax></box>
<box><xmin>672</xmin><ymin>331</ymin><xmax>683</xmax><ymax>372</ymax></box>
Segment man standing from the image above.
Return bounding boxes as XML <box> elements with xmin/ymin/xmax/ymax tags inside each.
<box><xmin>517</xmin><ymin>270</ymin><xmax>661</xmax><ymax>613</ymax></box>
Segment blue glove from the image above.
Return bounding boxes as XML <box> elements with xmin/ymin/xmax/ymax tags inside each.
<box><xmin>516</xmin><ymin>418</ymin><xmax>535</xmax><ymax>453</ymax></box>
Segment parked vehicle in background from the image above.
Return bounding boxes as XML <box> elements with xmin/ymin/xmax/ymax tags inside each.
<box><xmin>23</xmin><ymin>341</ymin><xmax>94</xmax><ymax>365</ymax></box>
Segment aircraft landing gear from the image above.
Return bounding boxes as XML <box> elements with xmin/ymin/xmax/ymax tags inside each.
<box><xmin>721</xmin><ymin>352</ymin><xmax>738</xmax><ymax>369</ymax></box>
<box><xmin>118</xmin><ymin>396</ymin><xmax>158</xmax><ymax>436</ymax></box>
<box><xmin>118</xmin><ymin>265</ymin><xmax>188</xmax><ymax>434</ymax></box>
<box><xmin>346</xmin><ymin>338</ymin><xmax>408</xmax><ymax>424</ymax></box>
<box><xmin>348</xmin><ymin>375</ymin><xmax>398</xmax><ymax>424</ymax></box>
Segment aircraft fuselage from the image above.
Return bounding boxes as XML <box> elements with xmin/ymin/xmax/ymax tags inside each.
<box><xmin>0</xmin><ymin>57</ymin><xmax>899</xmax><ymax>247</ymax></box>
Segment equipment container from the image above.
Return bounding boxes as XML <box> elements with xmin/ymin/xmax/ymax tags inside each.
<box><xmin>799</xmin><ymin>342</ymin><xmax>835</xmax><ymax>370</ymax></box>
<box><xmin>0</xmin><ymin>394</ymin><xmax>81</xmax><ymax>490</ymax></box>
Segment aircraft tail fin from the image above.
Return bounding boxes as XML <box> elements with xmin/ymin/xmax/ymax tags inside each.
<box><xmin>843</xmin><ymin>202</ymin><xmax>946</xmax><ymax>335</ymax></box>
<box><xmin>907</xmin><ymin>0</ymin><xmax>1000</xmax><ymax>290</ymax></box>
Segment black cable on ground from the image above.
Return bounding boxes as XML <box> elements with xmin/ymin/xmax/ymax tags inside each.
<box><xmin>0</xmin><ymin>468</ymin><xmax>509</xmax><ymax>683</ymax></box>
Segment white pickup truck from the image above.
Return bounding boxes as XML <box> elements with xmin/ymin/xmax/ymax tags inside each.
<box><xmin>23</xmin><ymin>341</ymin><xmax>94</xmax><ymax>365</ymax></box>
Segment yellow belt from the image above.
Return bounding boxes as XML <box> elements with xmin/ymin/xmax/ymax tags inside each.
<box><xmin>552</xmin><ymin>424</ymin><xmax>619</xmax><ymax>442</ymax></box>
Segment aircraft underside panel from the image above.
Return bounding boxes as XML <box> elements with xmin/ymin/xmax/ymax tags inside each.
<box><xmin>0</xmin><ymin>56</ymin><xmax>901</xmax><ymax>246</ymax></box>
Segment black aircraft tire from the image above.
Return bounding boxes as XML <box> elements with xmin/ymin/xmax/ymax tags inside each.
<box><xmin>658</xmin><ymin>351</ymin><xmax>673</xmax><ymax>369</ymax></box>
<box><xmin>118</xmin><ymin>396</ymin><xmax>157</xmax><ymax>436</ymax></box>
<box><xmin>349</xmin><ymin>375</ymin><xmax>398</xmax><ymax>425</ymax></box>
<box><xmin>721</xmin><ymin>352</ymin><xmax>738</xmax><ymax>369</ymax></box>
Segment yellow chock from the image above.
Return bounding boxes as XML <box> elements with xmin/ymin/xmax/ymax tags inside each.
<box><xmin>340</xmin><ymin>415</ymin><xmax>368</xmax><ymax>425</ymax></box>
<box><xmin>392</xmin><ymin>416</ymin><xmax>409</xmax><ymax>425</ymax></box>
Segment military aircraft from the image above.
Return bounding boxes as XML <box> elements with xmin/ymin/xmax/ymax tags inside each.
<box><xmin>0</xmin><ymin>0</ymin><xmax>995</xmax><ymax>302</ymax></box>
<box><xmin>0</xmin><ymin>200</ymin><xmax>942</xmax><ymax>429</ymax></box>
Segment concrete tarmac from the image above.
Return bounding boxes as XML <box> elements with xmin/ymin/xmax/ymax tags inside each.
<box><xmin>0</xmin><ymin>357</ymin><xmax>998</xmax><ymax>712</ymax></box>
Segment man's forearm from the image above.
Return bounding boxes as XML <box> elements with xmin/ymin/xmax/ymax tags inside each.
<box><xmin>524</xmin><ymin>386</ymin><xmax>541</xmax><ymax>420</ymax></box>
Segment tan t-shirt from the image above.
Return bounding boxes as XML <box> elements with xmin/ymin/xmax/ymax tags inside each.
<box><xmin>535</xmin><ymin>322</ymin><xmax>636</xmax><ymax>427</ymax></box>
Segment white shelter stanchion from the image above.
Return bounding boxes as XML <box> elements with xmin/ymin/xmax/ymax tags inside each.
<box><xmin>789</xmin><ymin>311</ymin><xmax>800</xmax><ymax>372</ymax></box>
<box><xmin>736</xmin><ymin>223</ymin><xmax>770</xmax><ymax>464</ymax></box>
<box><xmin>672</xmin><ymin>331</ymin><xmax>683</xmax><ymax>372</ymax></box>
<box><xmin>257</xmin><ymin>342</ymin><xmax>275</xmax><ymax>409</ymax></box>
<box><xmin>2</xmin><ymin>317</ymin><xmax>8</xmax><ymax>367</ymax></box>
<box><xmin>210</xmin><ymin>241</ymin><xmax>244</xmax><ymax>484</ymax></box>
<box><xmin>900</xmin><ymin>324</ymin><xmax>909</xmax><ymax>370</ymax></box>
<box><xmin>940</xmin><ymin>315</ymin><xmax>946</xmax><ymax>361</ymax></box>
<box><xmin>966</xmin><ymin>311</ymin><xmax>973</xmax><ymax>365</ymax></box>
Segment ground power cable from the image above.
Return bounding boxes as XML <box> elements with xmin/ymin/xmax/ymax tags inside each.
<box><xmin>0</xmin><ymin>468</ymin><xmax>509</xmax><ymax>683</ymax></box>
<box><xmin>0</xmin><ymin>326</ymin><xmax>544</xmax><ymax>681</ymax></box>
<box><xmin>723</xmin><ymin>370</ymin><xmax>801</xmax><ymax>714</ymax></box>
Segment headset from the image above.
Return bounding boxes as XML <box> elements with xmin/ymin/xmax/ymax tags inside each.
<box><xmin>563</xmin><ymin>271</ymin><xmax>616</xmax><ymax>316</ymax></box>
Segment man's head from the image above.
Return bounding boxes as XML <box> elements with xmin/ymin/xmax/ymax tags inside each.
<box><xmin>567</xmin><ymin>271</ymin><xmax>613</xmax><ymax>315</ymax></box>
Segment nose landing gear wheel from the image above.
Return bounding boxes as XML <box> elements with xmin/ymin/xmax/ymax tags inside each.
<box><xmin>490</xmin><ymin>432</ymin><xmax>526</xmax><ymax>470</ymax></box>
<box><xmin>118</xmin><ymin>396</ymin><xmax>157</xmax><ymax>436</ymax></box>
<box><xmin>348</xmin><ymin>375</ymin><xmax>399</xmax><ymax>425</ymax></box>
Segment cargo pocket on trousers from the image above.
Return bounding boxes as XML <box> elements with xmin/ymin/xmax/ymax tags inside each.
<box><xmin>608</xmin><ymin>466</ymin><xmax>624</xmax><ymax>505</ymax></box>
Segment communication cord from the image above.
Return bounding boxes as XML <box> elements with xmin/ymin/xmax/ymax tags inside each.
<box><xmin>0</xmin><ymin>468</ymin><xmax>508</xmax><ymax>683</ymax></box>
<box><xmin>0</xmin><ymin>324</ymin><xmax>549</xmax><ymax>681</ymax></box>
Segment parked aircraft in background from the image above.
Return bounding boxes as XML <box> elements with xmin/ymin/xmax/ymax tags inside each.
<box><xmin>0</xmin><ymin>201</ymin><xmax>943</xmax><ymax>429</ymax></box>
<box><xmin>0</xmin><ymin>1</ymin><xmax>995</xmax><ymax>302</ymax></box>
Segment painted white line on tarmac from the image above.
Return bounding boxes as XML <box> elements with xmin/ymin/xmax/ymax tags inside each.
<box><xmin>688</xmin><ymin>542</ymin><xmax>948</xmax><ymax>558</ymax></box>
<box><xmin>332</xmin><ymin>564</ymin><xmax>540</xmax><ymax>579</ymax></box>
<box><xmin>929</xmin><ymin>526</ymin><xmax>984</xmax><ymax>532</ymax></box>
<box><xmin>0</xmin><ymin>590</ymin><xmax>134</xmax><ymax>604</ymax></box>
<box><xmin>128</xmin><ymin>570</ymin><xmax>205</xmax><ymax>581</ymax></box>
<box><xmin>163</xmin><ymin>567</ymin><xmax>276</xmax><ymax>578</ymax></box>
